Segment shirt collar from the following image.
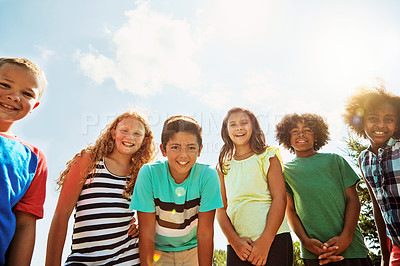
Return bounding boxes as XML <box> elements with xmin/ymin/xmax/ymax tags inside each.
<box><xmin>367</xmin><ymin>138</ymin><xmax>399</xmax><ymax>153</ymax></box>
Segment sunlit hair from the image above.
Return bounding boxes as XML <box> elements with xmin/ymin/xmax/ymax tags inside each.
<box><xmin>57</xmin><ymin>111</ymin><xmax>156</xmax><ymax>198</ymax></box>
<box><xmin>0</xmin><ymin>57</ymin><xmax>47</xmax><ymax>98</ymax></box>
<box><xmin>344</xmin><ymin>84</ymin><xmax>400</xmax><ymax>139</ymax></box>
<box><xmin>161</xmin><ymin>115</ymin><xmax>202</xmax><ymax>150</ymax></box>
<box><xmin>218</xmin><ymin>107</ymin><xmax>267</xmax><ymax>175</ymax></box>
<box><xmin>275</xmin><ymin>113</ymin><xmax>330</xmax><ymax>154</ymax></box>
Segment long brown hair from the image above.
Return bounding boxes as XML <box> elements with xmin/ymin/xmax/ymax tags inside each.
<box><xmin>218</xmin><ymin>107</ymin><xmax>267</xmax><ymax>175</ymax></box>
<box><xmin>57</xmin><ymin>111</ymin><xmax>156</xmax><ymax>198</ymax></box>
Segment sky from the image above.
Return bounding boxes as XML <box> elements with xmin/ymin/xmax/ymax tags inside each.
<box><xmin>1</xmin><ymin>0</ymin><xmax>400</xmax><ymax>264</ymax></box>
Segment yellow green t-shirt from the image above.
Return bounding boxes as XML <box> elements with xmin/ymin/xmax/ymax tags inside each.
<box><xmin>225</xmin><ymin>147</ymin><xmax>291</xmax><ymax>241</ymax></box>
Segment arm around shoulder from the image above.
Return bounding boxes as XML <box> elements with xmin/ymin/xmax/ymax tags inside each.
<box><xmin>45</xmin><ymin>152</ymin><xmax>91</xmax><ymax>266</ymax></box>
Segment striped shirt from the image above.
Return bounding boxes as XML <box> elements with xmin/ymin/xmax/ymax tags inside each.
<box><xmin>360</xmin><ymin>138</ymin><xmax>400</xmax><ymax>247</ymax></box>
<box><xmin>131</xmin><ymin>160</ymin><xmax>223</xmax><ymax>252</ymax></box>
<box><xmin>65</xmin><ymin>159</ymin><xmax>139</xmax><ymax>265</ymax></box>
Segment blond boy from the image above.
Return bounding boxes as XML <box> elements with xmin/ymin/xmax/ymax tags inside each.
<box><xmin>0</xmin><ymin>57</ymin><xmax>47</xmax><ymax>266</ymax></box>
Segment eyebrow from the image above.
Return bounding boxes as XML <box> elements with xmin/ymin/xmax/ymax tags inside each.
<box><xmin>168</xmin><ymin>142</ymin><xmax>198</xmax><ymax>146</ymax></box>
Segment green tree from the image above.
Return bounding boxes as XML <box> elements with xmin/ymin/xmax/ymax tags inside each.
<box><xmin>213</xmin><ymin>249</ymin><xmax>226</xmax><ymax>266</ymax></box>
<box><xmin>293</xmin><ymin>241</ymin><xmax>305</xmax><ymax>266</ymax></box>
<box><xmin>344</xmin><ymin>133</ymin><xmax>381</xmax><ymax>265</ymax></box>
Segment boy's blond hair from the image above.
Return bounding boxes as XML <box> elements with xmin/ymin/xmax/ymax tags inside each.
<box><xmin>0</xmin><ymin>57</ymin><xmax>47</xmax><ymax>98</ymax></box>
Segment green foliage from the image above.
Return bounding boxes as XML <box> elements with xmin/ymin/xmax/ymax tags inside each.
<box><xmin>213</xmin><ymin>249</ymin><xmax>226</xmax><ymax>266</ymax></box>
<box><xmin>293</xmin><ymin>241</ymin><xmax>305</xmax><ymax>266</ymax></box>
<box><xmin>344</xmin><ymin>133</ymin><xmax>381</xmax><ymax>264</ymax></box>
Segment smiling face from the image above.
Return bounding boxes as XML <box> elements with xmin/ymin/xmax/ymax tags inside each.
<box><xmin>289</xmin><ymin>122</ymin><xmax>317</xmax><ymax>157</ymax></box>
<box><xmin>227</xmin><ymin>111</ymin><xmax>253</xmax><ymax>148</ymax></box>
<box><xmin>161</xmin><ymin>132</ymin><xmax>202</xmax><ymax>183</ymax></box>
<box><xmin>364</xmin><ymin>103</ymin><xmax>399</xmax><ymax>153</ymax></box>
<box><xmin>111</xmin><ymin>117</ymin><xmax>146</xmax><ymax>156</ymax></box>
<box><xmin>0</xmin><ymin>64</ymin><xmax>41</xmax><ymax>133</ymax></box>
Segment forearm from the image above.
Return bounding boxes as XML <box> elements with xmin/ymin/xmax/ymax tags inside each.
<box><xmin>373</xmin><ymin>200</ymin><xmax>390</xmax><ymax>259</ymax></box>
<box><xmin>341</xmin><ymin>186</ymin><xmax>361</xmax><ymax>239</ymax></box>
<box><xmin>46</xmin><ymin>213</ymin><xmax>70</xmax><ymax>266</ymax></box>
<box><xmin>257</xmin><ymin>194</ymin><xmax>286</xmax><ymax>246</ymax></box>
<box><xmin>216</xmin><ymin>208</ymin><xmax>241</xmax><ymax>245</ymax></box>
<box><xmin>286</xmin><ymin>198</ymin><xmax>309</xmax><ymax>243</ymax></box>
<box><xmin>139</xmin><ymin>236</ymin><xmax>155</xmax><ymax>266</ymax></box>
<box><xmin>362</xmin><ymin>176</ymin><xmax>390</xmax><ymax>260</ymax></box>
<box><xmin>138</xmin><ymin>212</ymin><xmax>156</xmax><ymax>266</ymax></box>
<box><xmin>197</xmin><ymin>230</ymin><xmax>214</xmax><ymax>266</ymax></box>
<box><xmin>6</xmin><ymin>220</ymin><xmax>36</xmax><ymax>266</ymax></box>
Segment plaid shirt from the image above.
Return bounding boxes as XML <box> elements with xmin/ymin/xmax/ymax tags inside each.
<box><xmin>360</xmin><ymin>138</ymin><xmax>400</xmax><ymax>247</ymax></box>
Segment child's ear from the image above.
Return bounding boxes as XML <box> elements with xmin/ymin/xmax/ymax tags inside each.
<box><xmin>160</xmin><ymin>144</ymin><xmax>167</xmax><ymax>157</ymax></box>
<box><xmin>198</xmin><ymin>144</ymin><xmax>203</xmax><ymax>157</ymax></box>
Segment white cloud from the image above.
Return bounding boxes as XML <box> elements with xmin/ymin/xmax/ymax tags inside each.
<box><xmin>35</xmin><ymin>46</ymin><xmax>56</xmax><ymax>61</ymax></box>
<box><xmin>199</xmin><ymin>83</ymin><xmax>231</xmax><ymax>110</ymax></box>
<box><xmin>78</xmin><ymin>1</ymin><xmax>206</xmax><ymax>95</ymax></box>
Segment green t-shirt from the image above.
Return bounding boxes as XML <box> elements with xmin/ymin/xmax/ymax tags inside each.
<box><xmin>283</xmin><ymin>153</ymin><xmax>369</xmax><ymax>259</ymax></box>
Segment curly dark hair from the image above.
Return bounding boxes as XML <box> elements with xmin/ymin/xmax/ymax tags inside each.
<box><xmin>275</xmin><ymin>113</ymin><xmax>330</xmax><ymax>153</ymax></box>
<box><xmin>344</xmin><ymin>86</ymin><xmax>400</xmax><ymax>139</ymax></box>
<box><xmin>218</xmin><ymin>107</ymin><xmax>267</xmax><ymax>174</ymax></box>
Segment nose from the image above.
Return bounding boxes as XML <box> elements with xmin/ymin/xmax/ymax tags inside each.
<box><xmin>6</xmin><ymin>92</ymin><xmax>20</xmax><ymax>102</ymax></box>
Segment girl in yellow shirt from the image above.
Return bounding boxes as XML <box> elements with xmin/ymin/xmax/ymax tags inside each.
<box><xmin>217</xmin><ymin>107</ymin><xmax>292</xmax><ymax>266</ymax></box>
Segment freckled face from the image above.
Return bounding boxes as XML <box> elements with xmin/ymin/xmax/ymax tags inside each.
<box><xmin>364</xmin><ymin>104</ymin><xmax>398</xmax><ymax>150</ymax></box>
<box><xmin>111</xmin><ymin>117</ymin><xmax>146</xmax><ymax>156</ymax></box>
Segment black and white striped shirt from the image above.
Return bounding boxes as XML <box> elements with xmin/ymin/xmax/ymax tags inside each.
<box><xmin>65</xmin><ymin>159</ymin><xmax>140</xmax><ymax>265</ymax></box>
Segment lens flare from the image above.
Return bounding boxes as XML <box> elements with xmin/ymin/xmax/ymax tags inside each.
<box><xmin>351</xmin><ymin>114</ymin><xmax>362</xmax><ymax>126</ymax></box>
<box><xmin>356</xmin><ymin>107</ymin><xmax>365</xmax><ymax>117</ymax></box>
<box><xmin>153</xmin><ymin>250</ymin><xmax>162</xmax><ymax>262</ymax></box>
<box><xmin>175</xmin><ymin>187</ymin><xmax>186</xmax><ymax>197</ymax></box>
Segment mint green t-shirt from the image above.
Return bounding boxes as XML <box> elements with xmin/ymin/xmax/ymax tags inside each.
<box><xmin>131</xmin><ymin>161</ymin><xmax>223</xmax><ymax>252</ymax></box>
<box><xmin>225</xmin><ymin>147</ymin><xmax>291</xmax><ymax>242</ymax></box>
<box><xmin>283</xmin><ymin>153</ymin><xmax>369</xmax><ymax>259</ymax></box>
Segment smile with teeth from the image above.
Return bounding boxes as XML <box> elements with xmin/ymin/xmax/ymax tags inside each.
<box><xmin>235</xmin><ymin>132</ymin><xmax>245</xmax><ymax>137</ymax></box>
<box><xmin>373</xmin><ymin>131</ymin><xmax>385</xmax><ymax>135</ymax></box>
<box><xmin>0</xmin><ymin>102</ymin><xmax>18</xmax><ymax>110</ymax></box>
<box><xmin>122</xmin><ymin>141</ymin><xmax>134</xmax><ymax>147</ymax></box>
<box><xmin>177</xmin><ymin>161</ymin><xmax>189</xmax><ymax>166</ymax></box>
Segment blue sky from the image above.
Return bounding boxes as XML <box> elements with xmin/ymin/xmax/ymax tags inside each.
<box><xmin>2</xmin><ymin>0</ymin><xmax>400</xmax><ymax>264</ymax></box>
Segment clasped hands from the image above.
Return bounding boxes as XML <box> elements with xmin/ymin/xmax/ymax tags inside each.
<box><xmin>304</xmin><ymin>234</ymin><xmax>352</xmax><ymax>265</ymax></box>
<box><xmin>231</xmin><ymin>237</ymin><xmax>270</xmax><ymax>266</ymax></box>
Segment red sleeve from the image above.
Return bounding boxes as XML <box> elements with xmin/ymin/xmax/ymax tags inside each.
<box><xmin>13</xmin><ymin>147</ymin><xmax>47</xmax><ymax>219</ymax></box>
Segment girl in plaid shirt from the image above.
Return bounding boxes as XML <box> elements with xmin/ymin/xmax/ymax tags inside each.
<box><xmin>344</xmin><ymin>86</ymin><xmax>400</xmax><ymax>266</ymax></box>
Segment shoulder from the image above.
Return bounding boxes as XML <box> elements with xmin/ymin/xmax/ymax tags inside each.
<box><xmin>257</xmin><ymin>146</ymin><xmax>282</xmax><ymax>165</ymax></box>
<box><xmin>138</xmin><ymin>160</ymin><xmax>168</xmax><ymax>179</ymax></box>
<box><xmin>141</xmin><ymin>160</ymin><xmax>166</xmax><ymax>171</ymax></box>
<box><xmin>193</xmin><ymin>162</ymin><xmax>217</xmax><ymax>175</ymax></box>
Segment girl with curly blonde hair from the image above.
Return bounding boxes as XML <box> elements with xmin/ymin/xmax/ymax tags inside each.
<box><xmin>46</xmin><ymin>111</ymin><xmax>156</xmax><ymax>266</ymax></box>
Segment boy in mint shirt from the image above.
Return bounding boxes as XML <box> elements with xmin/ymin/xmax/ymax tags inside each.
<box><xmin>131</xmin><ymin>115</ymin><xmax>223</xmax><ymax>266</ymax></box>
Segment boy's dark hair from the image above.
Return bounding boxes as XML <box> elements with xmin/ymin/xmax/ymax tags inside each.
<box><xmin>161</xmin><ymin>115</ymin><xmax>202</xmax><ymax>150</ymax></box>
<box><xmin>344</xmin><ymin>86</ymin><xmax>400</xmax><ymax>139</ymax></box>
<box><xmin>275</xmin><ymin>113</ymin><xmax>330</xmax><ymax>153</ymax></box>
